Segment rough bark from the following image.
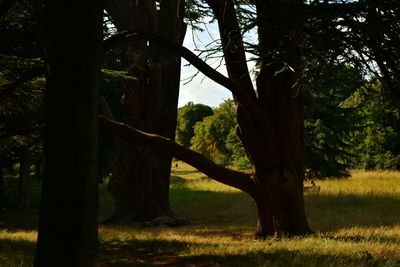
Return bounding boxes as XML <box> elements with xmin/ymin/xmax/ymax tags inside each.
<box><xmin>104</xmin><ymin>0</ymin><xmax>186</xmax><ymax>223</ymax></box>
<box><xmin>18</xmin><ymin>148</ymin><xmax>31</xmax><ymax>209</ymax></box>
<box><xmin>104</xmin><ymin>0</ymin><xmax>312</xmax><ymax>237</ymax></box>
<box><xmin>206</xmin><ymin>0</ymin><xmax>311</xmax><ymax>237</ymax></box>
<box><xmin>33</xmin><ymin>0</ymin><xmax>101</xmax><ymax>266</ymax></box>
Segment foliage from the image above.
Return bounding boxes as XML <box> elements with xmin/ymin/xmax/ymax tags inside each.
<box><xmin>302</xmin><ymin>63</ymin><xmax>364</xmax><ymax>178</ymax></box>
<box><xmin>176</xmin><ymin>102</ymin><xmax>213</xmax><ymax>147</ymax></box>
<box><xmin>0</xmin><ymin>0</ymin><xmax>45</xmax><ymax>58</ymax></box>
<box><xmin>0</xmin><ymin>55</ymin><xmax>44</xmax><ymax>171</ymax></box>
<box><xmin>351</xmin><ymin>81</ymin><xmax>400</xmax><ymax>170</ymax></box>
<box><xmin>190</xmin><ymin>100</ymin><xmax>251</xmax><ymax>169</ymax></box>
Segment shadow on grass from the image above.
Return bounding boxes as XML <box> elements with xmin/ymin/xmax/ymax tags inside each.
<box><xmin>305</xmin><ymin>193</ymin><xmax>400</xmax><ymax>231</ymax></box>
<box><xmin>171</xmin><ymin>170</ymin><xmax>203</xmax><ymax>176</ymax></box>
<box><xmin>0</xmin><ymin>208</ymin><xmax>39</xmax><ymax>231</ymax></box>
<box><xmin>170</xmin><ymin>185</ymin><xmax>400</xmax><ymax>233</ymax></box>
<box><xmin>169</xmin><ymin>187</ymin><xmax>256</xmax><ymax>227</ymax></box>
<box><xmin>0</xmin><ymin>238</ymin><xmax>35</xmax><ymax>267</ymax></box>
<box><xmin>0</xmin><ymin>177</ymin><xmax>41</xmax><ymax>231</ymax></box>
<box><xmin>97</xmin><ymin>238</ymin><xmax>378</xmax><ymax>267</ymax></box>
<box><xmin>324</xmin><ymin>234</ymin><xmax>400</xmax><ymax>246</ymax></box>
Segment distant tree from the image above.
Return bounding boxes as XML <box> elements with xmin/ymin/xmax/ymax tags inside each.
<box><xmin>0</xmin><ymin>0</ymin><xmax>44</xmax><ymax>58</ymax></box>
<box><xmin>302</xmin><ymin>63</ymin><xmax>364</xmax><ymax>178</ymax></box>
<box><xmin>0</xmin><ymin>1</ymin><xmax>46</xmax><ymax>204</ymax></box>
<box><xmin>176</xmin><ymin>102</ymin><xmax>213</xmax><ymax>147</ymax></box>
<box><xmin>352</xmin><ymin>81</ymin><xmax>400</xmax><ymax>170</ymax></box>
<box><xmin>34</xmin><ymin>0</ymin><xmax>101</xmax><ymax>266</ymax></box>
<box><xmin>191</xmin><ymin>99</ymin><xmax>251</xmax><ymax>168</ymax></box>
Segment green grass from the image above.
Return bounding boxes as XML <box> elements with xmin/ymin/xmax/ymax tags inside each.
<box><xmin>1</xmin><ymin>163</ymin><xmax>400</xmax><ymax>266</ymax></box>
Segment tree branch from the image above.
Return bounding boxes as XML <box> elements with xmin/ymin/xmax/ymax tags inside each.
<box><xmin>103</xmin><ymin>30</ymin><xmax>235</xmax><ymax>93</ymax></box>
<box><xmin>98</xmin><ymin>114</ymin><xmax>256</xmax><ymax>197</ymax></box>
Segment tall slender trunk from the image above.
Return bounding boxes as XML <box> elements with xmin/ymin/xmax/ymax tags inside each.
<box><xmin>34</xmin><ymin>0</ymin><xmax>101</xmax><ymax>265</ymax></box>
<box><xmin>105</xmin><ymin>0</ymin><xmax>186</xmax><ymax>223</ymax></box>
<box><xmin>18</xmin><ymin>148</ymin><xmax>31</xmax><ymax>209</ymax></box>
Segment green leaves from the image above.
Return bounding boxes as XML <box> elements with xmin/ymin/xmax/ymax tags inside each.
<box><xmin>189</xmin><ymin>100</ymin><xmax>251</xmax><ymax>169</ymax></box>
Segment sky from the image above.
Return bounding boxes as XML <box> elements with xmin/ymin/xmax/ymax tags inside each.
<box><xmin>178</xmin><ymin>22</ymin><xmax>258</xmax><ymax>108</ymax></box>
<box><xmin>178</xmin><ymin>25</ymin><xmax>232</xmax><ymax>108</ymax></box>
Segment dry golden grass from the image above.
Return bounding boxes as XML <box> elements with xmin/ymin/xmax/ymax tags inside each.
<box><xmin>1</xmin><ymin>164</ymin><xmax>399</xmax><ymax>266</ymax></box>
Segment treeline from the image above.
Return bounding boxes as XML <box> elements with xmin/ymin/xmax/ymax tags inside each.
<box><xmin>177</xmin><ymin>65</ymin><xmax>400</xmax><ymax>178</ymax></box>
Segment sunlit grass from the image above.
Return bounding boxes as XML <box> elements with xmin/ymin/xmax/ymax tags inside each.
<box><xmin>1</xmin><ymin>164</ymin><xmax>400</xmax><ymax>266</ymax></box>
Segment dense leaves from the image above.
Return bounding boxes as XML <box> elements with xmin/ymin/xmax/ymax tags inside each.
<box><xmin>302</xmin><ymin>63</ymin><xmax>363</xmax><ymax>178</ymax></box>
<box><xmin>352</xmin><ymin>81</ymin><xmax>400</xmax><ymax>170</ymax></box>
<box><xmin>190</xmin><ymin>100</ymin><xmax>251</xmax><ymax>169</ymax></box>
<box><xmin>176</xmin><ymin>102</ymin><xmax>213</xmax><ymax>147</ymax></box>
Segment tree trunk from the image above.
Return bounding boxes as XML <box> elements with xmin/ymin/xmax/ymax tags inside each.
<box><xmin>242</xmin><ymin>65</ymin><xmax>311</xmax><ymax>236</ymax></box>
<box><xmin>251</xmin><ymin>0</ymin><xmax>311</xmax><ymax>236</ymax></box>
<box><xmin>103</xmin><ymin>0</ymin><xmax>312</xmax><ymax>237</ymax></box>
<box><xmin>34</xmin><ymin>0</ymin><xmax>101</xmax><ymax>266</ymax></box>
<box><xmin>206</xmin><ymin>0</ymin><xmax>311</xmax><ymax>237</ymax></box>
<box><xmin>105</xmin><ymin>0</ymin><xmax>185</xmax><ymax>223</ymax></box>
<box><xmin>18</xmin><ymin>148</ymin><xmax>31</xmax><ymax>209</ymax></box>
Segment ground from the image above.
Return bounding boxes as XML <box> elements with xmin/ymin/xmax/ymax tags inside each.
<box><xmin>0</xmin><ymin>163</ymin><xmax>399</xmax><ymax>266</ymax></box>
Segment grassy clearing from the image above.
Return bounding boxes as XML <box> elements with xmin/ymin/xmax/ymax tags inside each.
<box><xmin>1</xmin><ymin>163</ymin><xmax>400</xmax><ymax>266</ymax></box>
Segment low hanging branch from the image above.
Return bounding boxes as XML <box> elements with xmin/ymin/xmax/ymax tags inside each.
<box><xmin>98</xmin><ymin>114</ymin><xmax>256</xmax><ymax>197</ymax></box>
<box><xmin>104</xmin><ymin>30</ymin><xmax>274</xmax><ymax>133</ymax></box>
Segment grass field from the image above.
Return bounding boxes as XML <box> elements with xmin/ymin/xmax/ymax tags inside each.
<box><xmin>0</xmin><ymin>163</ymin><xmax>399</xmax><ymax>266</ymax></box>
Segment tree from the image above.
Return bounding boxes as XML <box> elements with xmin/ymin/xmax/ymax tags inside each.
<box><xmin>34</xmin><ymin>0</ymin><xmax>101</xmax><ymax>265</ymax></box>
<box><xmin>45</xmin><ymin>0</ymin><xmax>397</xmax><ymax>237</ymax></box>
<box><xmin>176</xmin><ymin>102</ymin><xmax>213</xmax><ymax>147</ymax></box>
<box><xmin>104</xmin><ymin>0</ymin><xmax>312</xmax><ymax>237</ymax></box>
<box><xmin>352</xmin><ymin>81</ymin><xmax>400</xmax><ymax>170</ymax></box>
<box><xmin>303</xmin><ymin>63</ymin><xmax>364</xmax><ymax>178</ymax></box>
<box><xmin>103</xmin><ymin>0</ymin><xmax>187</xmax><ymax>223</ymax></box>
<box><xmin>0</xmin><ymin>0</ymin><xmax>46</xmax><ymax>209</ymax></box>
<box><xmin>191</xmin><ymin>99</ymin><xmax>250</xmax><ymax>168</ymax></box>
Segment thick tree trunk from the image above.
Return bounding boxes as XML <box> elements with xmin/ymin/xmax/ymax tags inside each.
<box><xmin>105</xmin><ymin>0</ymin><xmax>185</xmax><ymax>223</ymax></box>
<box><xmin>104</xmin><ymin>0</ymin><xmax>311</xmax><ymax>237</ymax></box>
<box><xmin>18</xmin><ymin>148</ymin><xmax>31</xmax><ymax>209</ymax></box>
<box><xmin>34</xmin><ymin>0</ymin><xmax>101</xmax><ymax>266</ymax></box>
<box><xmin>243</xmin><ymin>65</ymin><xmax>311</xmax><ymax>236</ymax></box>
<box><xmin>207</xmin><ymin>0</ymin><xmax>311</xmax><ymax>237</ymax></box>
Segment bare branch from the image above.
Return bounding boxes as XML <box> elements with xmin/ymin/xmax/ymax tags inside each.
<box><xmin>104</xmin><ymin>30</ymin><xmax>235</xmax><ymax>92</ymax></box>
<box><xmin>98</xmin><ymin>114</ymin><xmax>256</xmax><ymax>197</ymax></box>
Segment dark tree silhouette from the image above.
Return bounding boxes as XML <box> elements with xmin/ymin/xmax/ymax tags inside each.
<box><xmin>34</xmin><ymin>0</ymin><xmax>102</xmax><ymax>265</ymax></box>
<box><xmin>104</xmin><ymin>0</ymin><xmax>186</xmax><ymax>224</ymax></box>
